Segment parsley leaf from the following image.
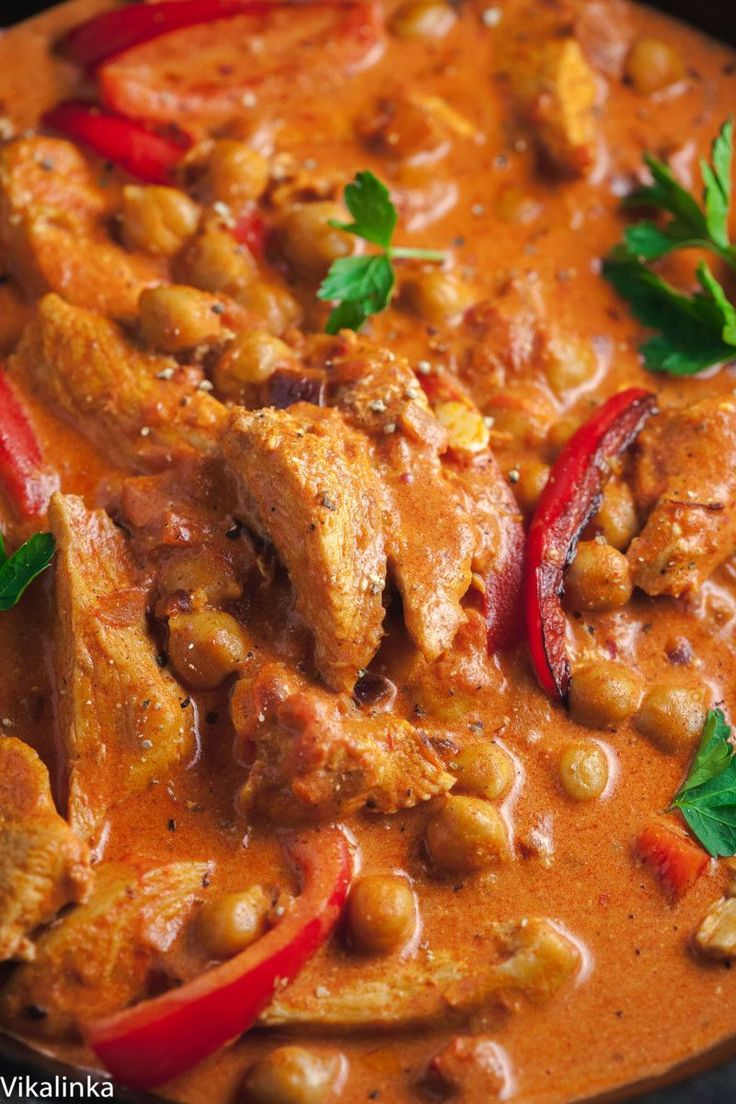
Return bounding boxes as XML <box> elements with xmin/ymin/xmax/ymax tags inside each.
<box><xmin>703</xmin><ymin>118</ymin><xmax>733</xmax><ymax>249</ymax></box>
<box><xmin>318</xmin><ymin>254</ymin><xmax>395</xmax><ymax>335</ymax></box>
<box><xmin>329</xmin><ymin>171</ymin><xmax>397</xmax><ymax>249</ymax></box>
<box><xmin>604</xmin><ymin>119</ymin><xmax>736</xmax><ymax>376</ymax></box>
<box><xmin>602</xmin><ymin>252</ymin><xmax>736</xmax><ymax>374</ymax></box>
<box><xmin>670</xmin><ymin>709</ymin><xmax>736</xmax><ymax>857</ymax></box>
<box><xmin>318</xmin><ymin>170</ymin><xmax>445</xmax><ymax>333</ymax></box>
<box><xmin>0</xmin><ymin>531</ymin><xmax>55</xmax><ymax>611</ymax></box>
<box><xmin>623</xmin><ymin>120</ymin><xmax>736</xmax><ymax>267</ymax></box>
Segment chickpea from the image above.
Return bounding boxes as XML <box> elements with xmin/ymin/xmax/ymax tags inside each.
<box><xmin>590</xmin><ymin>481</ymin><xmax>638</xmax><ymax>551</ymax></box>
<box><xmin>402</xmin><ymin>270</ymin><xmax>474</xmax><ymax>325</ymax></box>
<box><xmin>168</xmin><ymin>610</ymin><xmax>251</xmax><ymax>690</ymax></box>
<box><xmin>543</xmin><ymin>337</ymin><xmax>597</xmax><ymax>396</ymax></box>
<box><xmin>244</xmin><ymin>1047</ymin><xmax>345</xmax><ymax>1104</ymax></box>
<box><xmin>120</xmin><ymin>185</ymin><xmax>200</xmax><ymax>257</ymax></box>
<box><xmin>390</xmin><ymin>0</ymin><xmax>457</xmax><ymax>38</ymax></box>
<box><xmin>635</xmin><ymin>685</ymin><xmax>707</xmax><ymax>754</ymax></box>
<box><xmin>195</xmin><ymin>886</ymin><xmax>271</xmax><ymax>960</ymax></box>
<box><xmin>514</xmin><ymin>461</ymin><xmax>550</xmax><ymax>514</ymax></box>
<box><xmin>239</xmin><ymin>280</ymin><xmax>302</xmax><ymax>334</ymax></box>
<box><xmin>558</xmin><ymin>742</ymin><xmax>609</xmax><ymax>800</ymax></box>
<box><xmin>346</xmin><ymin>875</ymin><xmax>417</xmax><ymax>955</ymax></box>
<box><xmin>484</xmin><ymin>386</ymin><xmax>555</xmax><ymax>448</ymax></box>
<box><xmin>569</xmin><ymin>662</ymin><xmax>642</xmax><ymax>730</ymax></box>
<box><xmin>279</xmin><ymin>202</ymin><xmax>354</xmax><ymax>282</ymax></box>
<box><xmin>451</xmin><ymin>743</ymin><xmax>514</xmax><ymax>800</ymax></box>
<box><xmin>157</xmin><ymin>549</ymin><xmax>242</xmax><ymax>611</ymax></box>
<box><xmin>565</xmin><ymin>540</ymin><xmax>632</xmax><ymax>611</ymax></box>
<box><xmin>625</xmin><ymin>38</ymin><xmax>684</xmax><ymax>95</ymax></box>
<box><xmin>139</xmin><ymin>285</ymin><xmax>226</xmax><ymax>352</ymax></box>
<box><xmin>204</xmin><ymin>140</ymin><xmax>269</xmax><ymax>207</ymax></box>
<box><xmin>176</xmin><ymin>217</ymin><xmax>257</xmax><ymax>296</ymax></box>
<box><xmin>425</xmin><ymin>795</ymin><xmax>509</xmax><ymax>873</ymax></box>
<box><xmin>213</xmin><ymin>331</ymin><xmax>296</xmax><ymax>402</ymax></box>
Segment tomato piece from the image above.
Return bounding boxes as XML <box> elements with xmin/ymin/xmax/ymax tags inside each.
<box><xmin>636</xmin><ymin>821</ymin><xmax>709</xmax><ymax>900</ymax></box>
<box><xmin>232</xmin><ymin>207</ymin><xmax>268</xmax><ymax>259</ymax></box>
<box><xmin>42</xmin><ymin>102</ymin><xmax>191</xmax><ymax>185</ymax></box>
<box><xmin>99</xmin><ymin>2</ymin><xmax>385</xmax><ymax>127</ymax></box>
<box><xmin>0</xmin><ymin>375</ymin><xmax>57</xmax><ymax>519</ymax></box>
<box><xmin>89</xmin><ymin>826</ymin><xmax>353</xmax><ymax>1089</ymax></box>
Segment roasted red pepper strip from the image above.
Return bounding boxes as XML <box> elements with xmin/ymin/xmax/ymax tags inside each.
<box><xmin>89</xmin><ymin>826</ymin><xmax>353</xmax><ymax>1090</ymax></box>
<box><xmin>524</xmin><ymin>387</ymin><xmax>656</xmax><ymax>700</ymax></box>
<box><xmin>232</xmin><ymin>208</ymin><xmax>268</xmax><ymax>259</ymax></box>
<box><xmin>636</xmin><ymin>822</ymin><xmax>708</xmax><ymax>900</ymax></box>
<box><xmin>0</xmin><ymin>374</ymin><xmax>57</xmax><ymax>519</ymax></box>
<box><xmin>63</xmin><ymin>0</ymin><xmax>273</xmax><ymax>70</ymax></box>
<box><xmin>42</xmin><ymin>102</ymin><xmax>190</xmax><ymax>185</ymax></box>
<box><xmin>484</xmin><ymin>513</ymin><xmax>526</xmax><ymax>654</ymax></box>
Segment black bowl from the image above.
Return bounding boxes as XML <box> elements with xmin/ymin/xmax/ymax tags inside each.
<box><xmin>0</xmin><ymin>0</ymin><xmax>735</xmax><ymax>1099</ymax></box>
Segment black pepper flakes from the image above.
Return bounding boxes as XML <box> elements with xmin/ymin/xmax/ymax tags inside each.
<box><xmin>168</xmin><ymin>818</ymin><xmax>177</xmax><ymax>832</ymax></box>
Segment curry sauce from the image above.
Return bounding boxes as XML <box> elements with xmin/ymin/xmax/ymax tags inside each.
<box><xmin>0</xmin><ymin>2</ymin><xmax>735</xmax><ymax>1103</ymax></box>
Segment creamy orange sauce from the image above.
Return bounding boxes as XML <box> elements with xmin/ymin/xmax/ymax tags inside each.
<box><xmin>0</xmin><ymin>3</ymin><xmax>736</xmax><ymax>1103</ymax></box>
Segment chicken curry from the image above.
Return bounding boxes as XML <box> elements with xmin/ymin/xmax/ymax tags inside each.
<box><xmin>0</xmin><ymin>1</ymin><xmax>736</xmax><ymax>1101</ymax></box>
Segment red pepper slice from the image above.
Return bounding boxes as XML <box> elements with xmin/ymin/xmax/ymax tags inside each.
<box><xmin>98</xmin><ymin>2</ymin><xmax>384</xmax><ymax>127</ymax></box>
<box><xmin>0</xmin><ymin>374</ymin><xmax>57</xmax><ymax>519</ymax></box>
<box><xmin>524</xmin><ymin>387</ymin><xmax>656</xmax><ymax>700</ymax></box>
<box><xmin>42</xmin><ymin>102</ymin><xmax>190</xmax><ymax>185</ymax></box>
<box><xmin>89</xmin><ymin>825</ymin><xmax>353</xmax><ymax>1090</ymax></box>
<box><xmin>636</xmin><ymin>821</ymin><xmax>708</xmax><ymax>900</ymax></box>
<box><xmin>63</xmin><ymin>0</ymin><xmax>273</xmax><ymax>70</ymax></box>
<box><xmin>484</xmin><ymin>512</ymin><xmax>525</xmax><ymax>654</ymax></box>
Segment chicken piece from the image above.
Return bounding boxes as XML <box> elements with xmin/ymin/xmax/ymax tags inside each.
<box><xmin>381</xmin><ymin>442</ymin><xmax>476</xmax><ymax>660</ymax></box>
<box><xmin>422</xmin><ymin>1037</ymin><xmax>511</xmax><ymax>1102</ymax></box>
<box><xmin>262</xmin><ymin>918</ymin><xmax>581</xmax><ymax>1029</ymax></box>
<box><xmin>322</xmin><ymin>338</ymin><xmax>479</xmax><ymax>660</ymax></box>
<box><xmin>0</xmin><ymin>739</ymin><xmax>90</xmax><ymax>963</ymax></box>
<box><xmin>627</xmin><ymin>396</ymin><xmax>736</xmax><ymax>598</ymax></box>
<box><xmin>694</xmin><ymin>897</ymin><xmax>736</xmax><ymax>961</ymax></box>
<box><xmin>49</xmin><ymin>494</ymin><xmax>197</xmax><ymax>843</ymax></box>
<box><xmin>507</xmin><ymin>35</ymin><xmax>599</xmax><ymax>175</ymax></box>
<box><xmin>0</xmin><ymin>861</ymin><xmax>209</xmax><ymax>1039</ymax></box>
<box><xmin>231</xmin><ymin>662</ymin><xmax>454</xmax><ymax>823</ymax></box>
<box><xmin>10</xmin><ymin>294</ymin><xmax>227</xmax><ymax>471</ymax></box>
<box><xmin>459</xmin><ymin>277</ymin><xmax>569</xmax><ymax>400</ymax></box>
<box><xmin>0</xmin><ymin>137</ymin><xmax>162</xmax><ymax>319</ymax></box>
<box><xmin>222</xmin><ymin>405</ymin><xmax>387</xmax><ymax>692</ymax></box>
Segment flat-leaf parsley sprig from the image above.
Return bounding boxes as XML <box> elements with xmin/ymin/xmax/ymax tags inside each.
<box><xmin>317</xmin><ymin>171</ymin><xmax>445</xmax><ymax>334</ymax></box>
<box><xmin>0</xmin><ymin>529</ymin><xmax>55</xmax><ymax>611</ymax></box>
<box><xmin>670</xmin><ymin>708</ymin><xmax>736</xmax><ymax>857</ymax></box>
<box><xmin>603</xmin><ymin>119</ymin><xmax>736</xmax><ymax>376</ymax></box>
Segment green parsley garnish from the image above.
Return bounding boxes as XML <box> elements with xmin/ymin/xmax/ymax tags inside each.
<box><xmin>670</xmin><ymin>708</ymin><xmax>736</xmax><ymax>857</ymax></box>
<box><xmin>603</xmin><ymin>119</ymin><xmax>736</xmax><ymax>376</ymax></box>
<box><xmin>317</xmin><ymin>171</ymin><xmax>445</xmax><ymax>334</ymax></box>
<box><xmin>0</xmin><ymin>530</ymin><xmax>55</xmax><ymax>611</ymax></box>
